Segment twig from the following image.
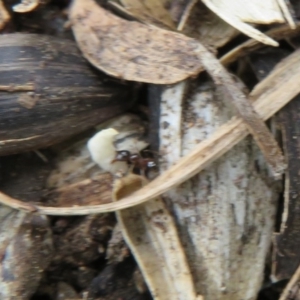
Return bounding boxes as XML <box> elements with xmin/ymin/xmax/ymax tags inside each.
<box><xmin>0</xmin><ymin>192</ymin><xmax>37</xmax><ymax>212</ymax></box>
<box><xmin>220</xmin><ymin>24</ymin><xmax>300</xmax><ymax>66</ymax></box>
<box><xmin>196</xmin><ymin>42</ymin><xmax>285</xmax><ymax>178</ymax></box>
<box><xmin>177</xmin><ymin>0</ymin><xmax>197</xmax><ymax>31</ymax></box>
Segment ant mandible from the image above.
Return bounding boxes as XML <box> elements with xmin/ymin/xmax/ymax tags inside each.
<box><xmin>112</xmin><ymin>150</ymin><xmax>157</xmax><ymax>175</ymax></box>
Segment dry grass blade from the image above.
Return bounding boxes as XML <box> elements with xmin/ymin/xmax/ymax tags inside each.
<box><xmin>277</xmin><ymin>0</ymin><xmax>296</xmax><ymax>29</ymax></box>
<box><xmin>177</xmin><ymin>0</ymin><xmax>197</xmax><ymax>31</ymax></box>
<box><xmin>70</xmin><ymin>0</ymin><xmax>203</xmax><ymax>84</ymax></box>
<box><xmin>114</xmin><ymin>174</ymin><xmax>198</xmax><ymax>300</ymax></box>
<box><xmin>6</xmin><ymin>47</ymin><xmax>296</xmax><ymax>215</ymax></box>
<box><xmin>0</xmin><ymin>191</ymin><xmax>37</xmax><ymax>212</ymax></box>
<box><xmin>201</xmin><ymin>0</ymin><xmax>279</xmax><ymax>46</ymax></box>
<box><xmin>220</xmin><ymin>24</ymin><xmax>300</xmax><ymax>66</ymax></box>
<box><xmin>203</xmin><ymin>0</ymin><xmax>286</xmax><ymax>23</ymax></box>
<box><xmin>196</xmin><ymin>43</ymin><xmax>285</xmax><ymax>177</ymax></box>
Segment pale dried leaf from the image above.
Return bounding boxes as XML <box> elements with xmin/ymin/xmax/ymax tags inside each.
<box><xmin>220</xmin><ymin>24</ymin><xmax>300</xmax><ymax>66</ymax></box>
<box><xmin>203</xmin><ymin>0</ymin><xmax>285</xmax><ymax>24</ymax></box>
<box><xmin>201</xmin><ymin>0</ymin><xmax>279</xmax><ymax>46</ymax></box>
<box><xmin>13</xmin><ymin>0</ymin><xmax>39</xmax><ymax>13</ymax></box>
<box><xmin>0</xmin><ymin>0</ymin><xmax>9</xmax><ymax>30</ymax></box>
<box><xmin>119</xmin><ymin>0</ymin><xmax>176</xmax><ymax>29</ymax></box>
<box><xmin>69</xmin><ymin>0</ymin><xmax>203</xmax><ymax>84</ymax></box>
<box><xmin>277</xmin><ymin>0</ymin><xmax>296</xmax><ymax>29</ymax></box>
<box><xmin>114</xmin><ymin>174</ymin><xmax>198</xmax><ymax>300</ymax></box>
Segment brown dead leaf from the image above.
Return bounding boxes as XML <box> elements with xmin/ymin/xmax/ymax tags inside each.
<box><xmin>0</xmin><ymin>0</ymin><xmax>9</xmax><ymax>30</ymax></box>
<box><xmin>69</xmin><ymin>0</ymin><xmax>203</xmax><ymax>84</ymax></box>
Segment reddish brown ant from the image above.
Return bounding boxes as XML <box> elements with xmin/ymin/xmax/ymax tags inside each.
<box><xmin>112</xmin><ymin>150</ymin><xmax>157</xmax><ymax>175</ymax></box>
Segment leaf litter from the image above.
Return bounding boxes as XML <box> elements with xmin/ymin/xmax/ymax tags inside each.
<box><xmin>70</xmin><ymin>0</ymin><xmax>285</xmax><ymax>177</ymax></box>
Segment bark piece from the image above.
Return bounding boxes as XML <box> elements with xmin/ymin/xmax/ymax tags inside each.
<box><xmin>45</xmin><ymin>173</ymin><xmax>114</xmax><ymax>207</ymax></box>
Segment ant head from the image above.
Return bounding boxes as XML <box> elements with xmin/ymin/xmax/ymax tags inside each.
<box><xmin>113</xmin><ymin>150</ymin><xmax>131</xmax><ymax>162</ymax></box>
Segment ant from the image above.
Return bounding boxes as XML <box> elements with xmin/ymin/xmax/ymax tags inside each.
<box><xmin>112</xmin><ymin>150</ymin><xmax>157</xmax><ymax>175</ymax></box>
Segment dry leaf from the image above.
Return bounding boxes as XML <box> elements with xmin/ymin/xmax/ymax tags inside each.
<box><xmin>113</xmin><ymin>173</ymin><xmax>198</xmax><ymax>300</ymax></box>
<box><xmin>201</xmin><ymin>0</ymin><xmax>282</xmax><ymax>46</ymax></box>
<box><xmin>70</xmin><ymin>0</ymin><xmax>284</xmax><ymax>175</ymax></box>
<box><xmin>205</xmin><ymin>0</ymin><xmax>286</xmax><ymax>23</ymax></box>
<box><xmin>220</xmin><ymin>24</ymin><xmax>300</xmax><ymax>66</ymax></box>
<box><xmin>0</xmin><ymin>0</ymin><xmax>9</xmax><ymax>30</ymax></box>
<box><xmin>118</xmin><ymin>0</ymin><xmax>176</xmax><ymax>29</ymax></box>
<box><xmin>69</xmin><ymin>0</ymin><xmax>203</xmax><ymax>84</ymax></box>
